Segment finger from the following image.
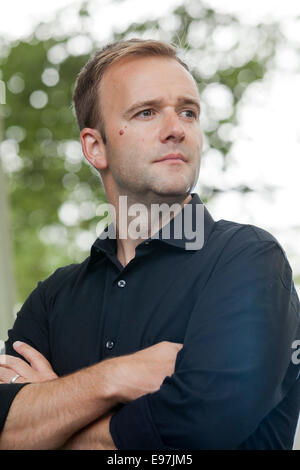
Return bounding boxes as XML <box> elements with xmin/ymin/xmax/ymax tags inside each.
<box><xmin>0</xmin><ymin>366</ymin><xmax>27</xmax><ymax>384</ymax></box>
<box><xmin>0</xmin><ymin>354</ymin><xmax>33</xmax><ymax>376</ymax></box>
<box><xmin>0</xmin><ymin>365</ymin><xmax>13</xmax><ymax>382</ymax></box>
<box><xmin>13</xmin><ymin>341</ymin><xmax>52</xmax><ymax>372</ymax></box>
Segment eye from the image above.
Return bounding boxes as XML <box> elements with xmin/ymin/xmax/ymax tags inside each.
<box><xmin>135</xmin><ymin>109</ymin><xmax>155</xmax><ymax>119</ymax></box>
<box><xmin>181</xmin><ymin>109</ymin><xmax>198</xmax><ymax>119</ymax></box>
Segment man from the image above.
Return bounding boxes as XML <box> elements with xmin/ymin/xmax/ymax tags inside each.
<box><xmin>0</xmin><ymin>39</ymin><xmax>299</xmax><ymax>450</ymax></box>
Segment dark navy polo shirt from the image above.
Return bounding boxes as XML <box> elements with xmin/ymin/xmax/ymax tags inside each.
<box><xmin>1</xmin><ymin>193</ymin><xmax>299</xmax><ymax>449</ymax></box>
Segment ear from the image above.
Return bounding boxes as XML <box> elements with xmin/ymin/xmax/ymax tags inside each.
<box><xmin>80</xmin><ymin>128</ymin><xmax>108</xmax><ymax>170</ymax></box>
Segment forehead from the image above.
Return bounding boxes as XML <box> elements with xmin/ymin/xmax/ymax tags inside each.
<box><xmin>100</xmin><ymin>55</ymin><xmax>199</xmax><ymax>111</ymax></box>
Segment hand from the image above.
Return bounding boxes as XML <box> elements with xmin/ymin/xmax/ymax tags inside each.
<box><xmin>0</xmin><ymin>341</ymin><xmax>58</xmax><ymax>384</ymax></box>
<box><xmin>111</xmin><ymin>340</ymin><xmax>183</xmax><ymax>403</ymax></box>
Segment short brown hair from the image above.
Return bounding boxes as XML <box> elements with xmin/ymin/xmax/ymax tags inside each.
<box><xmin>72</xmin><ymin>38</ymin><xmax>190</xmax><ymax>144</ymax></box>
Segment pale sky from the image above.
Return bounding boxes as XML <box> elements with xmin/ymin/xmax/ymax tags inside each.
<box><xmin>1</xmin><ymin>0</ymin><xmax>300</xmax><ymax>39</ymax></box>
<box><xmin>1</xmin><ymin>0</ymin><xmax>300</xmax><ymax>282</ymax></box>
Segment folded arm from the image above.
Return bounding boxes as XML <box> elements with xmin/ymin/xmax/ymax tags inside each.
<box><xmin>0</xmin><ymin>340</ymin><xmax>182</xmax><ymax>449</ymax></box>
<box><xmin>109</xmin><ymin>240</ymin><xmax>300</xmax><ymax>449</ymax></box>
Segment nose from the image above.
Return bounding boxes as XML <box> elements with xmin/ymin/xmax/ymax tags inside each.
<box><xmin>159</xmin><ymin>111</ymin><xmax>185</xmax><ymax>144</ymax></box>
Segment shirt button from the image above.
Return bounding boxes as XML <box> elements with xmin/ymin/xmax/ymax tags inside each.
<box><xmin>105</xmin><ymin>340</ymin><xmax>115</xmax><ymax>350</ymax></box>
<box><xmin>144</xmin><ymin>241</ymin><xmax>150</xmax><ymax>245</ymax></box>
<box><xmin>118</xmin><ymin>279</ymin><xmax>126</xmax><ymax>288</ymax></box>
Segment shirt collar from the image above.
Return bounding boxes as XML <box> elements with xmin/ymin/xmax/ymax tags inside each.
<box><xmin>89</xmin><ymin>193</ymin><xmax>215</xmax><ymax>264</ymax></box>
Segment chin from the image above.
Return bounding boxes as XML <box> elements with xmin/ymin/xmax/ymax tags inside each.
<box><xmin>159</xmin><ymin>178</ymin><xmax>193</xmax><ymax>194</ymax></box>
<box><xmin>153</xmin><ymin>184</ymin><xmax>191</xmax><ymax>198</ymax></box>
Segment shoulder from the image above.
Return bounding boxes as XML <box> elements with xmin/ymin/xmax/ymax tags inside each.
<box><xmin>209</xmin><ymin>219</ymin><xmax>292</xmax><ymax>285</ymax></box>
<box><xmin>35</xmin><ymin>256</ymin><xmax>91</xmax><ymax>300</ymax></box>
<box><xmin>212</xmin><ymin>218</ymin><xmax>285</xmax><ymax>254</ymax></box>
<box><xmin>213</xmin><ymin>218</ymin><xmax>280</xmax><ymax>245</ymax></box>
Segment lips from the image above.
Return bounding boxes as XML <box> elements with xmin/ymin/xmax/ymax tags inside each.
<box><xmin>155</xmin><ymin>153</ymin><xmax>186</xmax><ymax>163</ymax></box>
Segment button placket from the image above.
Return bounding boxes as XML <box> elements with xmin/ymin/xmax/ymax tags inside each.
<box><xmin>103</xmin><ymin>278</ymin><xmax>126</xmax><ymax>354</ymax></box>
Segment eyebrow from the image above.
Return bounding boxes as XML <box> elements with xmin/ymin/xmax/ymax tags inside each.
<box><xmin>122</xmin><ymin>96</ymin><xmax>201</xmax><ymax>118</ymax></box>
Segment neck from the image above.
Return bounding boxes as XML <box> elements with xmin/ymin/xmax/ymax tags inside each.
<box><xmin>105</xmin><ymin>190</ymin><xmax>192</xmax><ymax>267</ymax></box>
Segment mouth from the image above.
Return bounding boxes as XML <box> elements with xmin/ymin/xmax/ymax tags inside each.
<box><xmin>154</xmin><ymin>153</ymin><xmax>186</xmax><ymax>163</ymax></box>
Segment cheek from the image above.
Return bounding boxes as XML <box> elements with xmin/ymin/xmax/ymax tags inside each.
<box><xmin>118</xmin><ymin>125</ymin><xmax>128</xmax><ymax>136</ymax></box>
<box><xmin>114</xmin><ymin>127</ymin><xmax>149</xmax><ymax>162</ymax></box>
<box><xmin>198</xmin><ymin>127</ymin><xmax>203</xmax><ymax>146</ymax></box>
<box><xmin>191</xmin><ymin>130</ymin><xmax>203</xmax><ymax>154</ymax></box>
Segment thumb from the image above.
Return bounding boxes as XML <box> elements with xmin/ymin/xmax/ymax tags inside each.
<box><xmin>13</xmin><ymin>341</ymin><xmax>52</xmax><ymax>372</ymax></box>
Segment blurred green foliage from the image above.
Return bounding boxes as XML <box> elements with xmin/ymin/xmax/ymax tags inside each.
<box><xmin>0</xmin><ymin>1</ymin><xmax>281</xmax><ymax>303</ymax></box>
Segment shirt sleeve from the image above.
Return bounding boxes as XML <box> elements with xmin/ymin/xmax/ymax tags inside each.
<box><xmin>0</xmin><ymin>281</ymin><xmax>50</xmax><ymax>434</ymax></box>
<box><xmin>110</xmin><ymin>237</ymin><xmax>300</xmax><ymax>449</ymax></box>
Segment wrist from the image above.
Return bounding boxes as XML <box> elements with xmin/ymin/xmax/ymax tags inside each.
<box><xmin>97</xmin><ymin>356</ymin><xmax>129</xmax><ymax>403</ymax></box>
<box><xmin>92</xmin><ymin>357</ymin><xmax>125</xmax><ymax>404</ymax></box>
